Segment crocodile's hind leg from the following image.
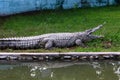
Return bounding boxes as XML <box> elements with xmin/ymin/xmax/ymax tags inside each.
<box><xmin>45</xmin><ymin>40</ymin><xmax>54</xmax><ymax>49</ymax></box>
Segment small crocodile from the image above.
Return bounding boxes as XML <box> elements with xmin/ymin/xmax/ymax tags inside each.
<box><xmin>0</xmin><ymin>22</ymin><xmax>105</xmax><ymax>50</ymax></box>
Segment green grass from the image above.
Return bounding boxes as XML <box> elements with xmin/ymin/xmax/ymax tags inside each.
<box><xmin>0</xmin><ymin>6</ymin><xmax>120</xmax><ymax>52</ymax></box>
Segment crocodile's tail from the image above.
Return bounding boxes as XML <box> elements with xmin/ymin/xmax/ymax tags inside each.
<box><xmin>0</xmin><ymin>39</ymin><xmax>41</xmax><ymax>50</ymax></box>
<box><xmin>86</xmin><ymin>22</ymin><xmax>106</xmax><ymax>35</ymax></box>
<box><xmin>0</xmin><ymin>40</ymin><xmax>21</xmax><ymax>50</ymax></box>
<box><xmin>0</xmin><ymin>40</ymin><xmax>8</xmax><ymax>49</ymax></box>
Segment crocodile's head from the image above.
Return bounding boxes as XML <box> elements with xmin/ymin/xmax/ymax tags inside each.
<box><xmin>79</xmin><ymin>22</ymin><xmax>105</xmax><ymax>42</ymax></box>
<box><xmin>80</xmin><ymin>34</ymin><xmax>103</xmax><ymax>42</ymax></box>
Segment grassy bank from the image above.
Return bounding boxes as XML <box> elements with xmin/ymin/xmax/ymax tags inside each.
<box><xmin>0</xmin><ymin>6</ymin><xmax>120</xmax><ymax>52</ymax></box>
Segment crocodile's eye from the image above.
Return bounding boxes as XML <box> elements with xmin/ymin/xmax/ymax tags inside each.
<box><xmin>86</xmin><ymin>35</ymin><xmax>90</xmax><ymax>37</ymax></box>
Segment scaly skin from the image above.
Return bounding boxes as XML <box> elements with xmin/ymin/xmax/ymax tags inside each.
<box><xmin>39</xmin><ymin>22</ymin><xmax>105</xmax><ymax>49</ymax></box>
<box><xmin>0</xmin><ymin>22</ymin><xmax>105</xmax><ymax>50</ymax></box>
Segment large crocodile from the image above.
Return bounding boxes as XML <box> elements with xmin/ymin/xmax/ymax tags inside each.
<box><xmin>0</xmin><ymin>22</ymin><xmax>105</xmax><ymax>50</ymax></box>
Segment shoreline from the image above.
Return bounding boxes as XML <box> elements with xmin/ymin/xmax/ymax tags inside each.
<box><xmin>0</xmin><ymin>52</ymin><xmax>120</xmax><ymax>61</ymax></box>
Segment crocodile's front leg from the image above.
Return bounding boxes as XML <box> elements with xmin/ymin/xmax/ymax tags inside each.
<box><xmin>75</xmin><ymin>39</ymin><xmax>86</xmax><ymax>47</ymax></box>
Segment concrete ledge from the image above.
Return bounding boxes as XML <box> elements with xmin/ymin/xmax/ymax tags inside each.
<box><xmin>0</xmin><ymin>52</ymin><xmax>120</xmax><ymax>61</ymax></box>
<box><xmin>0</xmin><ymin>52</ymin><xmax>120</xmax><ymax>55</ymax></box>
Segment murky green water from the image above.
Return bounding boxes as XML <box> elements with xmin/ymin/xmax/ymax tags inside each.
<box><xmin>0</xmin><ymin>61</ymin><xmax>120</xmax><ymax>80</ymax></box>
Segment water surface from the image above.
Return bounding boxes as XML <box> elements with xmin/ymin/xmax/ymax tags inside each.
<box><xmin>0</xmin><ymin>61</ymin><xmax>120</xmax><ymax>80</ymax></box>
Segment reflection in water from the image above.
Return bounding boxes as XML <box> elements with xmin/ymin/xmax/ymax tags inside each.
<box><xmin>0</xmin><ymin>61</ymin><xmax>120</xmax><ymax>80</ymax></box>
<box><xmin>112</xmin><ymin>62</ymin><xmax>120</xmax><ymax>80</ymax></box>
<box><xmin>30</xmin><ymin>65</ymin><xmax>52</xmax><ymax>78</ymax></box>
<box><xmin>0</xmin><ymin>65</ymin><xmax>14</xmax><ymax>70</ymax></box>
<box><xmin>92</xmin><ymin>62</ymin><xmax>104</xmax><ymax>80</ymax></box>
<box><xmin>25</xmin><ymin>61</ymin><xmax>89</xmax><ymax>78</ymax></box>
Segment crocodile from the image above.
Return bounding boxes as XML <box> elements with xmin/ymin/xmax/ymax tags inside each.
<box><xmin>0</xmin><ymin>22</ymin><xmax>105</xmax><ymax>50</ymax></box>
